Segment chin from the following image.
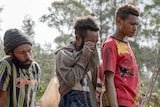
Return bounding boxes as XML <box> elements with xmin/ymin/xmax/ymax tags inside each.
<box><xmin>128</xmin><ymin>34</ymin><xmax>134</xmax><ymax>37</ymax></box>
<box><xmin>129</xmin><ymin>35</ymin><xmax>134</xmax><ymax>37</ymax></box>
<box><xmin>25</xmin><ymin>62</ymin><xmax>31</xmax><ymax>65</ymax></box>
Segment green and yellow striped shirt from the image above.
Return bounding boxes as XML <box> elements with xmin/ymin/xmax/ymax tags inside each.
<box><xmin>0</xmin><ymin>57</ymin><xmax>41</xmax><ymax>107</ymax></box>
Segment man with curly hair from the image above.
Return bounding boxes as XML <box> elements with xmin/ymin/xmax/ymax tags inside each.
<box><xmin>55</xmin><ymin>15</ymin><xmax>100</xmax><ymax>107</ymax></box>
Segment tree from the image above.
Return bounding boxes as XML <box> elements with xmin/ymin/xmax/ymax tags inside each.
<box><xmin>40</xmin><ymin>0</ymin><xmax>91</xmax><ymax>48</ymax></box>
<box><xmin>40</xmin><ymin>0</ymin><xmax>160</xmax><ymax>105</ymax></box>
<box><xmin>137</xmin><ymin>0</ymin><xmax>160</xmax><ymax>106</ymax></box>
<box><xmin>0</xmin><ymin>37</ymin><xmax>5</xmax><ymax>58</ymax></box>
<box><xmin>0</xmin><ymin>6</ymin><xmax>3</xmax><ymax>31</ymax></box>
<box><xmin>22</xmin><ymin>15</ymin><xmax>36</xmax><ymax>43</ymax></box>
<box><xmin>21</xmin><ymin>16</ymin><xmax>56</xmax><ymax>100</ymax></box>
<box><xmin>0</xmin><ymin>6</ymin><xmax>4</xmax><ymax>58</ymax></box>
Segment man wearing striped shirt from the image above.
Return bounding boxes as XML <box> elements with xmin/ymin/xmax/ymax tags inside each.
<box><xmin>0</xmin><ymin>28</ymin><xmax>41</xmax><ymax>107</ymax></box>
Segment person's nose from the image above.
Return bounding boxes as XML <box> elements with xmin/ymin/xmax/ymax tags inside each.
<box><xmin>133</xmin><ymin>25</ymin><xmax>137</xmax><ymax>32</ymax></box>
<box><xmin>25</xmin><ymin>52</ymin><xmax>32</xmax><ymax>60</ymax></box>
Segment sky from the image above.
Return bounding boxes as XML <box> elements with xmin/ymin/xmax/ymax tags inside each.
<box><xmin>0</xmin><ymin>0</ymin><xmax>59</xmax><ymax>48</ymax></box>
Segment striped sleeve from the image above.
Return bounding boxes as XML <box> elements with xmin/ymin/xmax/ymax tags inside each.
<box><xmin>32</xmin><ymin>62</ymin><xmax>41</xmax><ymax>91</ymax></box>
<box><xmin>0</xmin><ymin>60</ymin><xmax>12</xmax><ymax>91</ymax></box>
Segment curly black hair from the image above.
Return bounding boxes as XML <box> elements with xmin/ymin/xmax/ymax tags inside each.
<box><xmin>115</xmin><ymin>4</ymin><xmax>140</xmax><ymax>20</ymax></box>
<box><xmin>74</xmin><ymin>15</ymin><xmax>100</xmax><ymax>40</ymax></box>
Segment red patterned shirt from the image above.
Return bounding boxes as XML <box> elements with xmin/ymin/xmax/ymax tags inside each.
<box><xmin>101</xmin><ymin>36</ymin><xmax>140</xmax><ymax>107</ymax></box>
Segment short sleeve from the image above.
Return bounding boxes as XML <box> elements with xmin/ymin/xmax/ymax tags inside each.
<box><xmin>102</xmin><ymin>41</ymin><xmax>117</xmax><ymax>74</ymax></box>
<box><xmin>0</xmin><ymin>60</ymin><xmax>12</xmax><ymax>91</ymax></box>
<box><xmin>32</xmin><ymin>62</ymin><xmax>41</xmax><ymax>91</ymax></box>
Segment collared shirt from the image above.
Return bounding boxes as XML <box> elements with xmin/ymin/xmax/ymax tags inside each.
<box><xmin>0</xmin><ymin>57</ymin><xmax>41</xmax><ymax>107</ymax></box>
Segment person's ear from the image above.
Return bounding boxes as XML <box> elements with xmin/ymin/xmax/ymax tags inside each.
<box><xmin>116</xmin><ymin>17</ymin><xmax>122</xmax><ymax>26</ymax></box>
<box><xmin>76</xmin><ymin>34</ymin><xmax>82</xmax><ymax>43</ymax></box>
<box><xmin>8</xmin><ymin>52</ymin><xmax>12</xmax><ymax>56</ymax></box>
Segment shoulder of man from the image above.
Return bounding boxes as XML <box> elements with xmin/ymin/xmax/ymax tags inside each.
<box><xmin>1</xmin><ymin>56</ymin><xmax>11</xmax><ymax>64</ymax></box>
<box><xmin>31</xmin><ymin>61</ymin><xmax>41</xmax><ymax>73</ymax></box>
<box><xmin>0</xmin><ymin>56</ymin><xmax>12</xmax><ymax>72</ymax></box>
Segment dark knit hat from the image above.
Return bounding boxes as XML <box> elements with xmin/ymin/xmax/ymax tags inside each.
<box><xmin>4</xmin><ymin>28</ymin><xmax>32</xmax><ymax>54</ymax></box>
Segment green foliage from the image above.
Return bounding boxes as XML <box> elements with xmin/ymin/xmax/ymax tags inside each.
<box><xmin>22</xmin><ymin>15</ymin><xmax>36</xmax><ymax>43</ymax></box>
<box><xmin>0</xmin><ymin>7</ymin><xmax>3</xmax><ymax>12</ymax></box>
<box><xmin>0</xmin><ymin>39</ymin><xmax>5</xmax><ymax>58</ymax></box>
<box><xmin>35</xmin><ymin>80</ymin><xmax>47</xmax><ymax>101</ymax></box>
<box><xmin>40</xmin><ymin>0</ymin><xmax>160</xmax><ymax>105</ymax></box>
<box><xmin>21</xmin><ymin>17</ymin><xmax>56</xmax><ymax>101</ymax></box>
<box><xmin>32</xmin><ymin>43</ymin><xmax>56</xmax><ymax>100</ymax></box>
<box><xmin>39</xmin><ymin>0</ymin><xmax>92</xmax><ymax>48</ymax></box>
<box><xmin>1</xmin><ymin>0</ymin><xmax>160</xmax><ymax>105</ymax></box>
<box><xmin>148</xmin><ymin>90</ymin><xmax>160</xmax><ymax>106</ymax></box>
<box><xmin>0</xmin><ymin>6</ymin><xmax>3</xmax><ymax>30</ymax></box>
<box><xmin>40</xmin><ymin>0</ymin><xmax>90</xmax><ymax>34</ymax></box>
<box><xmin>153</xmin><ymin>0</ymin><xmax>160</xmax><ymax>4</ymax></box>
<box><xmin>54</xmin><ymin>33</ymin><xmax>73</xmax><ymax>48</ymax></box>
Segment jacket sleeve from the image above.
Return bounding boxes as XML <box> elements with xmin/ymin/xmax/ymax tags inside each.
<box><xmin>56</xmin><ymin>50</ymin><xmax>90</xmax><ymax>87</ymax></box>
<box><xmin>91</xmin><ymin>66</ymin><xmax>98</xmax><ymax>89</ymax></box>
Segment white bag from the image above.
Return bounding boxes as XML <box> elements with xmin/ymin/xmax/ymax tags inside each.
<box><xmin>37</xmin><ymin>75</ymin><xmax>60</xmax><ymax>107</ymax></box>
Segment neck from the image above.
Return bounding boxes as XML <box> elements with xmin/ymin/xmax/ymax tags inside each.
<box><xmin>111</xmin><ymin>33</ymin><xmax>127</xmax><ymax>43</ymax></box>
<box><xmin>112</xmin><ymin>30</ymin><xmax>125</xmax><ymax>41</ymax></box>
<box><xmin>75</xmin><ymin>42</ymin><xmax>80</xmax><ymax>51</ymax></box>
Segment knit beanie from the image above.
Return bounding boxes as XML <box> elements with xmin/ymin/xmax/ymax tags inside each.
<box><xmin>4</xmin><ymin>28</ymin><xmax>32</xmax><ymax>54</ymax></box>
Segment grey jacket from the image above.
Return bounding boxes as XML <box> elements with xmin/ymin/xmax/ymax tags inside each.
<box><xmin>55</xmin><ymin>41</ymin><xmax>99</xmax><ymax>107</ymax></box>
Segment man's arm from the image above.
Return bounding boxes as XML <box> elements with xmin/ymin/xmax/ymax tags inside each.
<box><xmin>105</xmin><ymin>70</ymin><xmax>118</xmax><ymax>107</ymax></box>
<box><xmin>56</xmin><ymin>41</ymin><xmax>95</xmax><ymax>87</ymax></box>
<box><xmin>91</xmin><ymin>66</ymin><xmax>98</xmax><ymax>89</ymax></box>
<box><xmin>0</xmin><ymin>90</ymin><xmax>7</xmax><ymax>107</ymax></box>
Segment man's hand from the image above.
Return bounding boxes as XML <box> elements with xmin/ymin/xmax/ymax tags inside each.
<box><xmin>105</xmin><ymin>71</ymin><xmax>119</xmax><ymax>107</ymax></box>
<box><xmin>82</xmin><ymin>41</ymin><xmax>96</xmax><ymax>58</ymax></box>
<box><xmin>0</xmin><ymin>90</ymin><xmax>7</xmax><ymax>107</ymax></box>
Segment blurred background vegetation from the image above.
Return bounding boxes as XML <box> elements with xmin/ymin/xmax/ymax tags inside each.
<box><xmin>0</xmin><ymin>0</ymin><xmax>160</xmax><ymax>106</ymax></box>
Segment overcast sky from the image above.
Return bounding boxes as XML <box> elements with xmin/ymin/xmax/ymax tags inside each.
<box><xmin>0</xmin><ymin>0</ymin><xmax>59</xmax><ymax>47</ymax></box>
